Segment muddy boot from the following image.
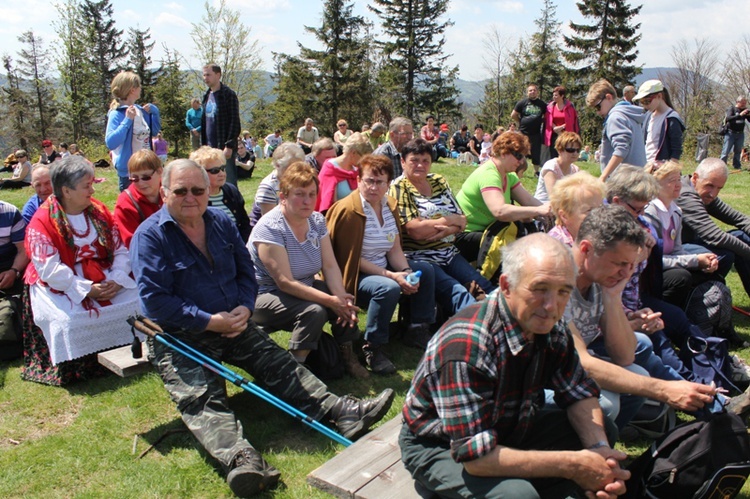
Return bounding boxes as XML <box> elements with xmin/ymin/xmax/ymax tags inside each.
<box><xmin>340</xmin><ymin>341</ymin><xmax>370</xmax><ymax>379</ymax></box>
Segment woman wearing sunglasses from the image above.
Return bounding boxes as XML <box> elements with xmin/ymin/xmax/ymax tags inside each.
<box><xmin>533</xmin><ymin>131</ymin><xmax>583</xmax><ymax>204</ymax></box>
<box><xmin>455</xmin><ymin>132</ymin><xmax>551</xmax><ymax>263</ymax></box>
<box><xmin>190</xmin><ymin>146</ymin><xmax>250</xmax><ymax>243</ymax></box>
<box><xmin>634</xmin><ymin>80</ymin><xmax>686</xmax><ymax>163</ymax></box>
<box><xmin>114</xmin><ymin>149</ymin><xmax>163</xmax><ymax>248</ymax></box>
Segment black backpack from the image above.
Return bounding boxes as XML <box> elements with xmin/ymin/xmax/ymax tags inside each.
<box><xmin>684</xmin><ymin>280</ymin><xmax>734</xmax><ymax>338</ymax></box>
<box><xmin>624</xmin><ymin>411</ymin><xmax>750</xmax><ymax>499</ymax></box>
<box><xmin>304</xmin><ymin>333</ymin><xmax>344</xmax><ymax>381</ymax></box>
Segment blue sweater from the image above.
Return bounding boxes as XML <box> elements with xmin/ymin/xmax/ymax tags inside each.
<box><xmin>105</xmin><ymin>104</ymin><xmax>161</xmax><ymax>178</ymax></box>
<box><xmin>185</xmin><ymin>107</ymin><xmax>202</xmax><ymax>131</ymax></box>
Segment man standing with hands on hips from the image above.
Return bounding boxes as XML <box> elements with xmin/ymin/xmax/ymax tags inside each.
<box><xmin>201</xmin><ymin>64</ymin><xmax>241</xmax><ymax>186</ymax></box>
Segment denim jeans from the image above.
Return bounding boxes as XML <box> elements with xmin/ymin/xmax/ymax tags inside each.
<box><xmin>432</xmin><ymin>254</ymin><xmax>498</xmax><ymax>315</ymax></box>
<box><xmin>118</xmin><ymin>175</ymin><xmax>131</xmax><ymax>192</ymax></box>
<box><xmin>685</xmin><ymin>230</ymin><xmax>750</xmax><ymax>296</ymax></box>
<box><xmin>721</xmin><ymin>130</ymin><xmax>745</xmax><ymax>169</ymax></box>
<box><xmin>357</xmin><ymin>261</ymin><xmax>435</xmax><ymax>346</ymax></box>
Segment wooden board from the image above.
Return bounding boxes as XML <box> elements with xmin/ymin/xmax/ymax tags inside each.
<box><xmin>97</xmin><ymin>343</ymin><xmax>151</xmax><ymax>377</ymax></box>
<box><xmin>307</xmin><ymin>417</ymin><xmax>431</xmax><ymax>498</ymax></box>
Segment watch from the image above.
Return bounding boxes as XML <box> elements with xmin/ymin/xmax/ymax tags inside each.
<box><xmin>10</xmin><ymin>268</ymin><xmax>21</xmax><ymax>279</ymax></box>
<box><xmin>588</xmin><ymin>440</ymin><xmax>610</xmax><ymax>450</ymax></box>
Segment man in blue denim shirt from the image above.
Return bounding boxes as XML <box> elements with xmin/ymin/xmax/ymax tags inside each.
<box><xmin>130</xmin><ymin>159</ymin><xmax>394</xmax><ymax>497</ymax></box>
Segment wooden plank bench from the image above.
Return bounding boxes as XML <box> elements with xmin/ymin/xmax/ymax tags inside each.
<box><xmin>97</xmin><ymin>343</ymin><xmax>151</xmax><ymax>377</ymax></box>
<box><xmin>307</xmin><ymin>417</ymin><xmax>434</xmax><ymax>498</ymax></box>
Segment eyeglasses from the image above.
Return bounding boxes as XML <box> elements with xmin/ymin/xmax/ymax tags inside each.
<box><xmin>167</xmin><ymin>186</ymin><xmax>206</xmax><ymax>197</ymax></box>
<box><xmin>625</xmin><ymin>201</ymin><xmax>649</xmax><ymax>215</ymax></box>
<box><xmin>129</xmin><ymin>171</ymin><xmax>156</xmax><ymax>183</ymax></box>
<box><xmin>205</xmin><ymin>165</ymin><xmax>226</xmax><ymax>175</ymax></box>
<box><xmin>338</xmin><ymin>124</ymin><xmax>347</xmax><ymax>128</ymax></box>
<box><xmin>511</xmin><ymin>151</ymin><xmax>526</xmax><ymax>161</ymax></box>
<box><xmin>564</xmin><ymin>148</ymin><xmax>581</xmax><ymax>154</ymax></box>
<box><xmin>361</xmin><ymin>177</ymin><xmax>387</xmax><ymax>188</ymax></box>
<box><xmin>593</xmin><ymin>97</ymin><xmax>605</xmax><ymax>111</ymax></box>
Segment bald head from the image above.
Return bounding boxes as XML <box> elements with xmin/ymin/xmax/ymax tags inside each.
<box><xmin>31</xmin><ymin>165</ymin><xmax>53</xmax><ymax>201</ymax></box>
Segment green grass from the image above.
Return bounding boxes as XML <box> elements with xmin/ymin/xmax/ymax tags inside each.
<box><xmin>1</xmin><ymin>156</ymin><xmax>750</xmax><ymax>497</ymax></box>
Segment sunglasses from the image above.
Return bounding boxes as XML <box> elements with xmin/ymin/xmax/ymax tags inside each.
<box><xmin>564</xmin><ymin>148</ymin><xmax>580</xmax><ymax>154</ymax></box>
<box><xmin>205</xmin><ymin>165</ymin><xmax>226</xmax><ymax>175</ymax></box>
<box><xmin>511</xmin><ymin>151</ymin><xmax>526</xmax><ymax>161</ymax></box>
<box><xmin>338</xmin><ymin>124</ymin><xmax>347</xmax><ymax>128</ymax></box>
<box><xmin>593</xmin><ymin>97</ymin><xmax>605</xmax><ymax>111</ymax></box>
<box><xmin>625</xmin><ymin>200</ymin><xmax>649</xmax><ymax>215</ymax></box>
<box><xmin>129</xmin><ymin>171</ymin><xmax>156</xmax><ymax>183</ymax></box>
<box><xmin>168</xmin><ymin>186</ymin><xmax>206</xmax><ymax>197</ymax></box>
<box><xmin>639</xmin><ymin>96</ymin><xmax>654</xmax><ymax>106</ymax></box>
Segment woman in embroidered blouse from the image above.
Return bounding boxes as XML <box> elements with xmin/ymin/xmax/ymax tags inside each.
<box><xmin>190</xmin><ymin>146</ymin><xmax>250</xmax><ymax>243</ymax></box>
<box><xmin>22</xmin><ymin>156</ymin><xmax>141</xmax><ymax>385</ymax></box>
<box><xmin>316</xmin><ymin>132</ymin><xmax>373</xmax><ymax>214</ymax></box>
<box><xmin>643</xmin><ymin>160</ymin><xmax>720</xmax><ymax>307</ymax></box>
<box><xmin>548</xmin><ymin>171</ymin><xmax>605</xmax><ymax>247</ymax></box>
<box><xmin>249</xmin><ymin>162</ymin><xmax>368</xmax><ymax>378</ymax></box>
<box><xmin>389</xmin><ymin>139</ymin><xmax>496</xmax><ymax>317</ymax></box>
<box><xmin>326</xmin><ymin>155</ymin><xmax>436</xmax><ymax>375</ymax></box>
<box><xmin>113</xmin><ymin>149</ymin><xmax>163</xmax><ymax>248</ymax></box>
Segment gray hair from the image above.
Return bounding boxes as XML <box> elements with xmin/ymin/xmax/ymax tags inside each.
<box><xmin>343</xmin><ymin>132</ymin><xmax>374</xmax><ymax>155</ymax></box>
<box><xmin>605</xmin><ymin>165</ymin><xmax>660</xmax><ymax>203</ymax></box>
<box><xmin>162</xmin><ymin>159</ymin><xmax>209</xmax><ymax>189</ymax></box>
<box><xmin>311</xmin><ymin>137</ymin><xmax>335</xmax><ymax>156</ymax></box>
<box><xmin>737</xmin><ymin>96</ymin><xmax>747</xmax><ymax>103</ymax></box>
<box><xmin>388</xmin><ymin>117</ymin><xmax>413</xmax><ymax>134</ymax></box>
<box><xmin>371</xmin><ymin>122</ymin><xmax>387</xmax><ymax>134</ymax></box>
<box><xmin>272</xmin><ymin>142</ymin><xmax>305</xmax><ymax>173</ymax></box>
<box><xmin>577</xmin><ymin>205</ymin><xmax>646</xmax><ymax>254</ymax></box>
<box><xmin>502</xmin><ymin>233</ymin><xmax>576</xmax><ymax>289</ymax></box>
<box><xmin>50</xmin><ymin>155</ymin><xmax>95</xmax><ymax>199</ymax></box>
<box><xmin>695</xmin><ymin>157</ymin><xmax>728</xmax><ymax>179</ymax></box>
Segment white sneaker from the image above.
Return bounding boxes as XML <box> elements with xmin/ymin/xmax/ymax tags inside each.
<box><xmin>729</xmin><ymin>354</ymin><xmax>750</xmax><ymax>384</ymax></box>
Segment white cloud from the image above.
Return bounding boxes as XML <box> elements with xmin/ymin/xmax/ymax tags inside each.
<box><xmin>493</xmin><ymin>1</ymin><xmax>524</xmax><ymax>14</ymax></box>
<box><xmin>155</xmin><ymin>12</ymin><xmax>192</xmax><ymax>29</ymax></box>
<box><xmin>165</xmin><ymin>2</ymin><xmax>183</xmax><ymax>11</ymax></box>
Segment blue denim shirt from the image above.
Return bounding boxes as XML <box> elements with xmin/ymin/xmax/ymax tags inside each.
<box><xmin>130</xmin><ymin>206</ymin><xmax>258</xmax><ymax>333</ymax></box>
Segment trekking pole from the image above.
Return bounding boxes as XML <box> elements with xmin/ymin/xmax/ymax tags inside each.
<box><xmin>733</xmin><ymin>306</ymin><xmax>750</xmax><ymax>319</ymax></box>
<box><xmin>127</xmin><ymin>315</ymin><xmax>353</xmax><ymax>447</ymax></box>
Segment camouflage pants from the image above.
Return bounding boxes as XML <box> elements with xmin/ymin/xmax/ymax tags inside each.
<box><xmin>149</xmin><ymin>321</ymin><xmax>337</xmax><ymax>470</ymax></box>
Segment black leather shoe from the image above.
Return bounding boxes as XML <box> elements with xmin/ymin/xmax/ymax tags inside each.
<box><xmin>226</xmin><ymin>448</ymin><xmax>281</xmax><ymax>497</ymax></box>
<box><xmin>329</xmin><ymin>388</ymin><xmax>395</xmax><ymax>440</ymax></box>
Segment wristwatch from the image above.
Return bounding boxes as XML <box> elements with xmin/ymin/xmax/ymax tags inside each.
<box><xmin>588</xmin><ymin>440</ymin><xmax>610</xmax><ymax>450</ymax></box>
<box><xmin>10</xmin><ymin>268</ymin><xmax>21</xmax><ymax>279</ymax></box>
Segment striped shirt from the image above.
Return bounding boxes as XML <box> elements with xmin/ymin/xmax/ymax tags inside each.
<box><xmin>403</xmin><ymin>289</ymin><xmax>599</xmax><ymax>463</ymax></box>
<box><xmin>360</xmin><ymin>193</ymin><xmax>399</xmax><ymax>268</ymax></box>
<box><xmin>389</xmin><ymin>173</ymin><xmax>460</xmax><ymax>265</ymax></box>
<box><xmin>249</xmin><ymin>207</ymin><xmax>327</xmax><ymax>294</ymax></box>
<box><xmin>0</xmin><ymin>201</ymin><xmax>25</xmax><ymax>268</ymax></box>
<box><xmin>208</xmin><ymin>192</ymin><xmax>236</xmax><ymax>223</ymax></box>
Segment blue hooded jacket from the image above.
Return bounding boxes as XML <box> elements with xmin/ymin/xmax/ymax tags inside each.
<box><xmin>105</xmin><ymin>104</ymin><xmax>161</xmax><ymax>178</ymax></box>
<box><xmin>600</xmin><ymin>101</ymin><xmax>647</xmax><ymax>171</ymax></box>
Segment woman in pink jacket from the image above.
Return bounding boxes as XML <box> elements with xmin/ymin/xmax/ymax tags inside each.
<box><xmin>544</xmin><ymin>85</ymin><xmax>580</xmax><ymax>159</ymax></box>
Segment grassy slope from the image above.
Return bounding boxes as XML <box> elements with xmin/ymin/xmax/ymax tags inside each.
<box><xmin>1</xmin><ymin>156</ymin><xmax>749</xmax><ymax>497</ymax></box>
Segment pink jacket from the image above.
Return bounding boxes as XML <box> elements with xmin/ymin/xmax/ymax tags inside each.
<box><xmin>543</xmin><ymin>100</ymin><xmax>580</xmax><ymax>146</ymax></box>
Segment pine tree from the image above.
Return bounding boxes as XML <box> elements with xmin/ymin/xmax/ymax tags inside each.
<box><xmin>369</xmin><ymin>0</ymin><xmax>460</xmax><ymax>122</ymax></box>
<box><xmin>1</xmin><ymin>56</ymin><xmax>31</xmax><ymax>150</ymax></box>
<box><xmin>53</xmin><ymin>0</ymin><xmax>100</xmax><ymax>140</ymax></box>
<box><xmin>269</xmin><ymin>53</ymin><xmax>318</xmax><ymax>135</ymax></box>
<box><xmin>526</xmin><ymin>0</ymin><xmax>565</xmax><ymax>98</ymax></box>
<box><xmin>16</xmin><ymin>30</ymin><xmax>58</xmax><ymax>143</ymax></box>
<box><xmin>298</xmin><ymin>0</ymin><xmax>373</xmax><ymax>135</ymax></box>
<box><xmin>81</xmin><ymin>0</ymin><xmax>127</xmax><ymax>114</ymax></box>
<box><xmin>563</xmin><ymin>0</ymin><xmax>642</xmax><ymax>91</ymax></box>
<box><xmin>152</xmin><ymin>47</ymin><xmax>188</xmax><ymax>158</ymax></box>
<box><xmin>126</xmin><ymin>27</ymin><xmax>159</xmax><ymax>105</ymax></box>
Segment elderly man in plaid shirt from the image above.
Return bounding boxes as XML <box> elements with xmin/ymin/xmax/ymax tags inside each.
<box><xmin>399</xmin><ymin>233</ymin><xmax>630</xmax><ymax>499</ymax></box>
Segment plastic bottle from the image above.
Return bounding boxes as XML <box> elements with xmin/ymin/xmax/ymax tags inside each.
<box><xmin>405</xmin><ymin>270</ymin><xmax>422</xmax><ymax>285</ymax></box>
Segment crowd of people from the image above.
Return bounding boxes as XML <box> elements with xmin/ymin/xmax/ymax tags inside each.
<box><xmin>3</xmin><ymin>65</ymin><xmax>750</xmax><ymax>497</ymax></box>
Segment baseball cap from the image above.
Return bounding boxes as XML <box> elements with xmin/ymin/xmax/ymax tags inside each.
<box><xmin>634</xmin><ymin>80</ymin><xmax>664</xmax><ymax>101</ymax></box>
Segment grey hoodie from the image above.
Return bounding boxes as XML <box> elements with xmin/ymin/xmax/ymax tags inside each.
<box><xmin>600</xmin><ymin>101</ymin><xmax>647</xmax><ymax>173</ymax></box>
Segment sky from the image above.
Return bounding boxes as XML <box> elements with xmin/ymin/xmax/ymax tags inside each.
<box><xmin>0</xmin><ymin>0</ymin><xmax>748</xmax><ymax>83</ymax></box>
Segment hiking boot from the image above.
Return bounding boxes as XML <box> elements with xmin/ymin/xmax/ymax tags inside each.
<box><xmin>226</xmin><ymin>448</ymin><xmax>281</xmax><ymax>497</ymax></box>
<box><xmin>729</xmin><ymin>355</ymin><xmax>750</xmax><ymax>385</ymax></box>
<box><xmin>727</xmin><ymin>384</ymin><xmax>750</xmax><ymax>421</ymax></box>
<box><xmin>403</xmin><ymin>323</ymin><xmax>432</xmax><ymax>350</ymax></box>
<box><xmin>340</xmin><ymin>341</ymin><xmax>370</xmax><ymax>379</ymax></box>
<box><xmin>329</xmin><ymin>388</ymin><xmax>395</xmax><ymax>440</ymax></box>
<box><xmin>363</xmin><ymin>343</ymin><xmax>397</xmax><ymax>375</ymax></box>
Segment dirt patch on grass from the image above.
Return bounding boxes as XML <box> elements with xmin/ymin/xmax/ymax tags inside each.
<box><xmin>0</xmin><ymin>396</ymin><xmax>83</xmax><ymax>449</ymax></box>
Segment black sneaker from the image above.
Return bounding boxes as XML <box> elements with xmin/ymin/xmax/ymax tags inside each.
<box><xmin>363</xmin><ymin>343</ymin><xmax>397</xmax><ymax>375</ymax></box>
<box><xmin>403</xmin><ymin>324</ymin><xmax>432</xmax><ymax>350</ymax></box>
<box><xmin>226</xmin><ymin>448</ymin><xmax>281</xmax><ymax>497</ymax></box>
<box><xmin>329</xmin><ymin>389</ymin><xmax>395</xmax><ymax>440</ymax></box>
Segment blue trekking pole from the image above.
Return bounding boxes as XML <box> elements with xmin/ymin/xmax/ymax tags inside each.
<box><xmin>127</xmin><ymin>315</ymin><xmax>353</xmax><ymax>447</ymax></box>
